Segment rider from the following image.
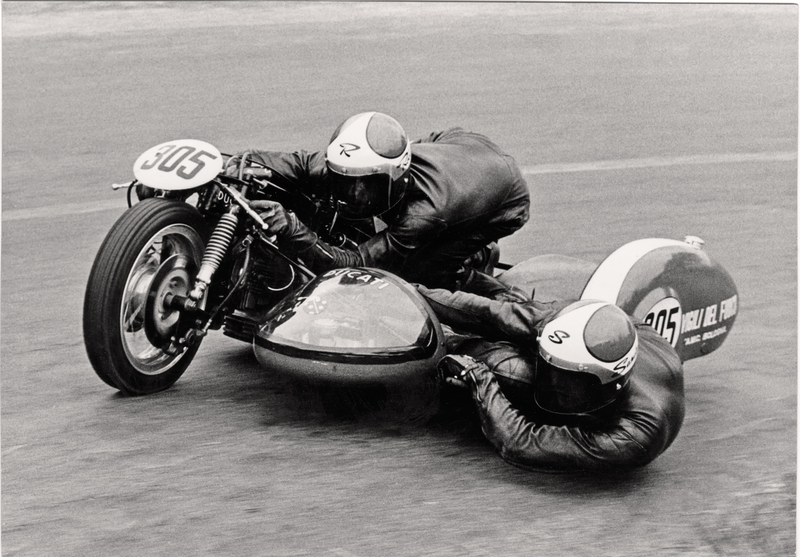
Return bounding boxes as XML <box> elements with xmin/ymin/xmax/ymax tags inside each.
<box><xmin>419</xmin><ymin>280</ymin><xmax>685</xmax><ymax>471</ymax></box>
<box><xmin>235</xmin><ymin>111</ymin><xmax>530</xmax><ymax>290</ymax></box>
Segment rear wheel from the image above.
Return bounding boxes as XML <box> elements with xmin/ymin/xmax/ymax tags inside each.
<box><xmin>83</xmin><ymin>199</ymin><xmax>209</xmax><ymax>395</ymax></box>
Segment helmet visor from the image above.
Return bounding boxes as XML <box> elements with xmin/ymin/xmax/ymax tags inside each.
<box><xmin>329</xmin><ymin>171</ymin><xmax>391</xmax><ymax>219</ymax></box>
<box><xmin>534</xmin><ymin>359</ymin><xmax>611</xmax><ymax>415</ymax></box>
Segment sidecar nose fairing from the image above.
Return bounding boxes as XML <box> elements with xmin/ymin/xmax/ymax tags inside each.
<box><xmin>253</xmin><ymin>268</ymin><xmax>445</xmax><ymax>384</ymax></box>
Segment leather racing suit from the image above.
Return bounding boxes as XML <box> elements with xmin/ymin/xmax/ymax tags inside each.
<box><xmin>242</xmin><ymin>128</ymin><xmax>530</xmax><ymax>289</ymax></box>
<box><xmin>417</xmin><ymin>283</ymin><xmax>686</xmax><ymax>471</ymax></box>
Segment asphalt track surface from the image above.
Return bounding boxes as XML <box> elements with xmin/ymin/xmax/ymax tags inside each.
<box><xmin>2</xmin><ymin>3</ymin><xmax>796</xmax><ymax>556</ymax></box>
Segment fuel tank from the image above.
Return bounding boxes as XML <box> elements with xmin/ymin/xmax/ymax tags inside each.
<box><xmin>253</xmin><ymin>267</ymin><xmax>446</xmax><ymax>384</ymax></box>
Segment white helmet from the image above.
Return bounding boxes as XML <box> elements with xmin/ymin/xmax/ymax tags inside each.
<box><xmin>325</xmin><ymin>112</ymin><xmax>412</xmax><ymax>219</ymax></box>
<box><xmin>535</xmin><ymin>300</ymin><xmax>638</xmax><ymax>415</ymax></box>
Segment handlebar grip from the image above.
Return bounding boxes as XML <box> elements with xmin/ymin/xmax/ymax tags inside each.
<box><xmin>243</xmin><ymin>167</ymin><xmax>272</xmax><ymax>179</ymax></box>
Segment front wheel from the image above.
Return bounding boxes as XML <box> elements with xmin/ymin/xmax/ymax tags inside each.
<box><xmin>83</xmin><ymin>199</ymin><xmax>209</xmax><ymax>395</ymax></box>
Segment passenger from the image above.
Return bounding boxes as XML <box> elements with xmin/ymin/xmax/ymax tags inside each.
<box><xmin>419</xmin><ymin>279</ymin><xmax>685</xmax><ymax>471</ymax></box>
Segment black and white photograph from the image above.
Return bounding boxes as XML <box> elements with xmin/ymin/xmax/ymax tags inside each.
<box><xmin>2</xmin><ymin>2</ymin><xmax>796</xmax><ymax>555</ymax></box>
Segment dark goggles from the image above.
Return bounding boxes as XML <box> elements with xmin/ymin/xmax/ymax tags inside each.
<box><xmin>534</xmin><ymin>359</ymin><xmax>622</xmax><ymax>415</ymax></box>
<box><xmin>329</xmin><ymin>172</ymin><xmax>392</xmax><ymax>219</ymax></box>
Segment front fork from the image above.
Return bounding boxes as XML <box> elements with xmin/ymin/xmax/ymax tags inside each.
<box><xmin>155</xmin><ymin>217</ymin><xmax>251</xmax><ymax>354</ymax></box>
<box><xmin>186</xmin><ymin>179</ymin><xmax>292</xmax><ymax>305</ymax></box>
<box><xmin>189</xmin><ymin>208</ymin><xmax>240</xmax><ymax>302</ymax></box>
<box><xmin>159</xmin><ymin>181</ymin><xmax>314</xmax><ymax>353</ymax></box>
<box><xmin>154</xmin><ymin>183</ymin><xmax>257</xmax><ymax>354</ymax></box>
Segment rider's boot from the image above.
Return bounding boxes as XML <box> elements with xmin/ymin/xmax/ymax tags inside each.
<box><xmin>462</xmin><ymin>241</ymin><xmax>501</xmax><ymax>276</ymax></box>
<box><xmin>456</xmin><ymin>267</ymin><xmax>530</xmax><ymax>303</ymax></box>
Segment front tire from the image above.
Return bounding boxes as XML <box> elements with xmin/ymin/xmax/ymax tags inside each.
<box><xmin>83</xmin><ymin>199</ymin><xmax>208</xmax><ymax>395</ymax></box>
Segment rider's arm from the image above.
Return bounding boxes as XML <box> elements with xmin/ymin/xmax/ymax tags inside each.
<box><xmin>271</xmin><ymin>211</ymin><xmax>364</xmax><ymax>272</ymax></box>
<box><xmin>357</xmin><ymin>204</ymin><xmax>447</xmax><ymax>272</ymax></box>
<box><xmin>416</xmin><ymin>285</ymin><xmax>564</xmax><ymax>345</ymax></box>
<box><xmin>286</xmin><ymin>209</ymin><xmax>448</xmax><ymax>274</ymax></box>
<box><xmin>240</xmin><ymin>150</ymin><xmax>327</xmax><ymax>194</ymax></box>
<box><xmin>237</xmin><ymin>150</ymin><xmax>364</xmax><ymax>271</ymax></box>
<box><xmin>466</xmin><ymin>357</ymin><xmax>681</xmax><ymax>470</ymax></box>
<box><xmin>281</xmin><ymin>209</ymin><xmax>447</xmax><ymax>274</ymax></box>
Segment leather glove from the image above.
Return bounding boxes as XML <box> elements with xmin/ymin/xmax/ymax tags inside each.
<box><xmin>248</xmin><ymin>200</ymin><xmax>364</xmax><ymax>273</ymax></box>
<box><xmin>437</xmin><ymin>354</ymin><xmax>488</xmax><ymax>388</ymax></box>
<box><xmin>249</xmin><ymin>200</ymin><xmax>292</xmax><ymax>236</ymax></box>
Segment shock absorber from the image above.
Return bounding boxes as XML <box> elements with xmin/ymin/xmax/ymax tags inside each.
<box><xmin>189</xmin><ymin>209</ymin><xmax>239</xmax><ymax>301</ymax></box>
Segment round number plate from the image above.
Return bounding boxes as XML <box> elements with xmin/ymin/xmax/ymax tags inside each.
<box><xmin>133</xmin><ymin>139</ymin><xmax>223</xmax><ymax>190</ymax></box>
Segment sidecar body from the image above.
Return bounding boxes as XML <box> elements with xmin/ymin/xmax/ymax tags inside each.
<box><xmin>253</xmin><ymin>237</ymin><xmax>738</xmax><ymax>384</ymax></box>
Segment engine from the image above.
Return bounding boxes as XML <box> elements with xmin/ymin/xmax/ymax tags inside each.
<box><xmin>222</xmin><ymin>242</ymin><xmax>300</xmax><ymax>342</ymax></box>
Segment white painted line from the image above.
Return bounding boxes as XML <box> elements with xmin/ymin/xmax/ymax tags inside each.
<box><xmin>2</xmin><ymin>151</ymin><xmax>795</xmax><ymax>222</ymax></box>
<box><xmin>2</xmin><ymin>199</ymin><xmax>127</xmax><ymax>222</ymax></box>
<box><xmin>521</xmin><ymin>151</ymin><xmax>796</xmax><ymax>175</ymax></box>
<box><xmin>329</xmin><ymin>549</ymin><xmax>361</xmax><ymax>557</ymax></box>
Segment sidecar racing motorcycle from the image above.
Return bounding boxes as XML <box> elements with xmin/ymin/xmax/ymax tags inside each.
<box><xmin>83</xmin><ymin>139</ymin><xmax>738</xmax><ymax>397</ymax></box>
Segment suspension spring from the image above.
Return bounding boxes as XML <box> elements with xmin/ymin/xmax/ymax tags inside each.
<box><xmin>189</xmin><ymin>211</ymin><xmax>239</xmax><ymax>301</ymax></box>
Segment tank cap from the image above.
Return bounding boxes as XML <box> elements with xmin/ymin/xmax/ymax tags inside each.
<box><xmin>684</xmin><ymin>235</ymin><xmax>705</xmax><ymax>249</ymax></box>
